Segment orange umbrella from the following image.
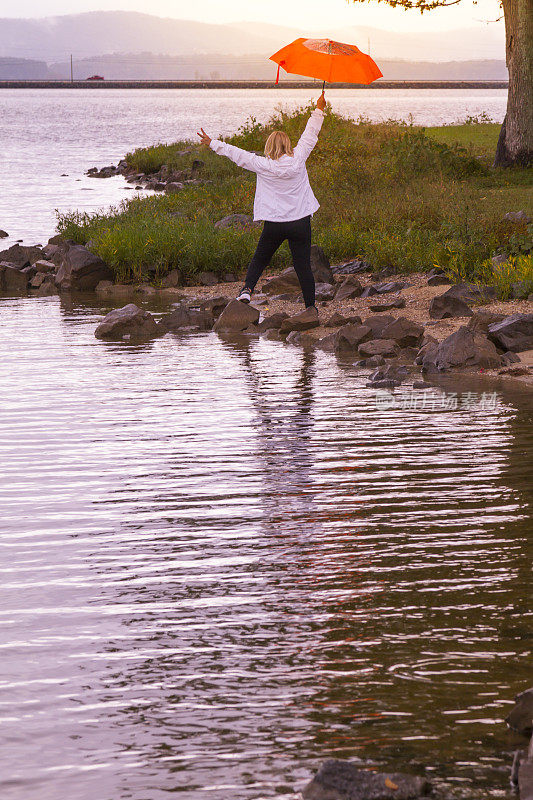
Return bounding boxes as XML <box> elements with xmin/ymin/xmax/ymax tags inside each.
<box><xmin>270</xmin><ymin>38</ymin><xmax>382</xmax><ymax>88</ymax></box>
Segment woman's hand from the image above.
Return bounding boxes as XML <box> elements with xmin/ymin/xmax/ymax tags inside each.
<box><xmin>197</xmin><ymin>128</ymin><xmax>212</xmax><ymax>147</ymax></box>
<box><xmin>316</xmin><ymin>91</ymin><xmax>326</xmax><ymax>111</ymax></box>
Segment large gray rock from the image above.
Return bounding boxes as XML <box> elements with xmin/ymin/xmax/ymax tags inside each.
<box><xmin>0</xmin><ymin>262</ymin><xmax>29</xmax><ymax>292</ymax></box>
<box><xmin>55</xmin><ymin>245</ymin><xmax>112</xmax><ymax>291</ymax></box>
<box><xmin>0</xmin><ymin>243</ymin><xmax>44</xmax><ymax>267</ymax></box>
<box><xmin>161</xmin><ymin>268</ymin><xmax>182</xmax><ymax>288</ymax></box>
<box><xmin>262</xmin><ymin>267</ymin><xmax>300</xmax><ymax>295</ymax></box>
<box><xmin>488</xmin><ymin>314</ymin><xmax>533</xmax><ymax>353</ymax></box>
<box><xmin>335</xmin><ymin>275</ymin><xmax>364</xmax><ymax>301</ymax></box>
<box><xmin>441</xmin><ymin>282</ymin><xmax>496</xmax><ymax>304</ymax></box>
<box><xmin>257</xmin><ymin>312</ymin><xmax>289</xmax><ymax>332</ymax></box>
<box><xmin>262</xmin><ymin>247</ymin><xmax>334</xmax><ymax>294</ymax></box>
<box><xmin>421</xmin><ymin>326</ymin><xmax>501</xmax><ymax>372</ymax></box>
<box><xmin>213</xmin><ymin>299</ymin><xmax>259</xmax><ymax>332</ymax></box>
<box><xmin>302</xmin><ymin>759</ymin><xmax>429</xmax><ymax>800</ymax></box>
<box><xmin>316</xmin><ymin>323</ymin><xmax>372</xmax><ymax>354</ymax></box>
<box><xmin>429</xmin><ymin>294</ymin><xmax>473</xmax><ymax>320</ymax></box>
<box><xmin>95</xmin><ymin>304</ymin><xmax>159</xmax><ymax>341</ymax></box>
<box><xmin>310</xmin><ymin>246</ymin><xmax>335</xmax><ymax>284</ymax></box>
<box><xmin>380</xmin><ymin>317</ymin><xmax>424</xmax><ymax>348</ymax></box>
<box><xmin>467</xmin><ymin>310</ymin><xmax>506</xmax><ymax>333</ymax></box>
<box><xmin>158</xmin><ymin>305</ymin><xmax>213</xmax><ymax>333</ymax></box>
<box><xmin>363</xmin><ymin>315</ymin><xmax>395</xmax><ymax>338</ymax></box>
<box><xmin>358</xmin><ymin>339</ymin><xmax>399</xmax><ymax>359</ymax></box>
<box><xmin>506</xmin><ymin>687</ymin><xmax>533</xmax><ymax>736</ymax></box>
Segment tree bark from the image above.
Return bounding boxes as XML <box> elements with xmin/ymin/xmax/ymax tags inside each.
<box><xmin>494</xmin><ymin>0</ymin><xmax>533</xmax><ymax>166</ymax></box>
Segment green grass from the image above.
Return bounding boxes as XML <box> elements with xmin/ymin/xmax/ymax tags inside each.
<box><xmin>56</xmin><ymin>105</ymin><xmax>533</xmax><ymax>287</ymax></box>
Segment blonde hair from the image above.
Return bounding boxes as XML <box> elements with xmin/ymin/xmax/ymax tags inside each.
<box><xmin>264</xmin><ymin>130</ymin><xmax>293</xmax><ymax>160</ymax></box>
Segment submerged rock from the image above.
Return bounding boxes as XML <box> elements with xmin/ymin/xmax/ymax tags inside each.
<box><xmin>158</xmin><ymin>305</ymin><xmax>213</xmax><ymax>333</ymax></box>
<box><xmin>213</xmin><ymin>299</ymin><xmax>259</xmax><ymax>332</ymax></box>
<box><xmin>302</xmin><ymin>759</ymin><xmax>429</xmax><ymax>800</ymax></box>
<box><xmin>0</xmin><ymin>230</ymin><xmax>8</xmax><ymax>238</ymax></box>
<box><xmin>95</xmin><ymin>304</ymin><xmax>159</xmax><ymax>341</ymax></box>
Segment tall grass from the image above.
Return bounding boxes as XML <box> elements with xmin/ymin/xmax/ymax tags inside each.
<box><xmin>56</xmin><ymin>106</ymin><xmax>533</xmax><ymax>285</ymax></box>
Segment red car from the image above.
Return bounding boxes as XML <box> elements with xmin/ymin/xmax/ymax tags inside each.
<box><xmin>86</xmin><ymin>75</ymin><xmax>104</xmax><ymax>81</ymax></box>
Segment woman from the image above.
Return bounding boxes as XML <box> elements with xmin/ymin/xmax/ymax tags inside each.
<box><xmin>197</xmin><ymin>92</ymin><xmax>326</xmax><ymax>326</ymax></box>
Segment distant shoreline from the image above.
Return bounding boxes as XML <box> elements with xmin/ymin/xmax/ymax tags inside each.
<box><xmin>0</xmin><ymin>80</ymin><xmax>509</xmax><ymax>90</ymax></box>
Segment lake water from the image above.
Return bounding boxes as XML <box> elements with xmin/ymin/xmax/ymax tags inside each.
<box><xmin>0</xmin><ymin>293</ymin><xmax>532</xmax><ymax>800</ymax></box>
<box><xmin>1</xmin><ymin>87</ymin><xmax>532</xmax><ymax>800</ymax></box>
<box><xmin>0</xmin><ymin>87</ymin><xmax>507</xmax><ymax>244</ymax></box>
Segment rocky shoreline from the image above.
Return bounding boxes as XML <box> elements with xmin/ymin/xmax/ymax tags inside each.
<box><xmin>1</xmin><ymin>235</ymin><xmax>533</xmax><ymax>393</ymax></box>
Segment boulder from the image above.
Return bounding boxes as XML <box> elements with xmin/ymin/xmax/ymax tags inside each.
<box><xmin>415</xmin><ymin>335</ymin><xmax>439</xmax><ymax>366</ymax></box>
<box><xmin>361</xmin><ymin>285</ymin><xmax>379</xmax><ymax>298</ymax></box>
<box><xmin>488</xmin><ymin>314</ymin><xmax>533</xmax><ymax>353</ymax></box>
<box><xmin>161</xmin><ymin>269</ymin><xmax>182</xmax><ymax>288</ymax></box>
<box><xmin>158</xmin><ymin>305</ymin><xmax>213</xmax><ymax>333</ymax></box>
<box><xmin>262</xmin><ymin>249</ymin><xmax>334</xmax><ymax>295</ymax></box>
<box><xmin>333</xmin><ymin>259</ymin><xmax>372</xmax><ymax>275</ymax></box>
<box><xmin>302</xmin><ymin>759</ymin><xmax>429</xmax><ymax>800</ymax></box>
<box><xmin>369</xmin><ymin>296</ymin><xmax>406</xmax><ymax>312</ymax></box>
<box><xmin>279</xmin><ymin>309</ymin><xmax>320</xmax><ymax>334</ymax></box>
<box><xmin>421</xmin><ymin>326</ymin><xmax>501</xmax><ymax>372</ymax></box>
<box><xmin>336</xmin><ymin>276</ymin><xmax>364</xmax><ymax>301</ymax></box>
<box><xmin>32</xmin><ymin>259</ymin><xmax>55</xmax><ymax>273</ymax></box>
<box><xmin>380</xmin><ymin>317</ymin><xmax>424</xmax><ymax>348</ymax></box>
<box><xmin>0</xmin><ymin>243</ymin><xmax>44</xmax><ymax>268</ymax></box>
<box><xmin>429</xmin><ymin>294</ymin><xmax>473</xmax><ymax>319</ymax></box>
<box><xmin>214</xmin><ymin>214</ymin><xmax>259</xmax><ymax>230</ymax></box>
<box><xmin>164</xmin><ymin>182</ymin><xmax>184</xmax><ymax>194</ymax></box>
<box><xmin>500</xmin><ymin>351</ymin><xmax>521</xmax><ymax>366</ymax></box>
<box><xmin>374</xmin><ymin>280</ymin><xmax>406</xmax><ymax>294</ymax></box>
<box><xmin>441</xmin><ymin>282</ymin><xmax>496</xmax><ymax>304</ymax></box>
<box><xmin>191</xmin><ymin>296</ymin><xmax>231</xmax><ymax>317</ymax></box>
<box><xmin>95</xmin><ymin>282</ymin><xmax>135</xmax><ymax>297</ymax></box>
<box><xmin>506</xmin><ymin>687</ymin><xmax>533</xmax><ymax>736</ymax></box>
<box><xmin>358</xmin><ymin>339</ymin><xmax>399</xmax><ymax>359</ymax></box>
<box><xmin>213</xmin><ymin>299</ymin><xmax>259</xmax><ymax>332</ymax></box>
<box><xmin>55</xmin><ymin>245</ymin><xmax>112</xmax><ymax>291</ymax></box>
<box><xmin>262</xmin><ymin>267</ymin><xmax>300</xmax><ymax>295</ymax></box>
<box><xmin>518</xmin><ymin>735</ymin><xmax>533</xmax><ymax>800</ymax></box>
<box><xmin>33</xmin><ymin>279</ymin><xmax>57</xmax><ymax>297</ymax></box>
<box><xmin>467</xmin><ymin>310</ymin><xmax>506</xmax><ymax>333</ymax></box>
<box><xmin>325</xmin><ymin>311</ymin><xmax>362</xmax><ymax>327</ymax></box>
<box><xmin>196</xmin><ymin>271</ymin><xmax>218</xmax><ymax>286</ymax></box>
<box><xmin>316</xmin><ymin>323</ymin><xmax>372</xmax><ymax>354</ymax></box>
<box><xmin>257</xmin><ymin>312</ymin><xmax>289</xmax><ymax>332</ymax></box>
<box><xmin>310</xmin><ymin>246</ymin><xmax>335</xmax><ymax>284</ymax></box>
<box><xmin>363</xmin><ymin>315</ymin><xmax>395</xmax><ymax>338</ymax></box>
<box><xmin>29</xmin><ymin>272</ymin><xmax>47</xmax><ymax>288</ymax></box>
<box><xmin>315</xmin><ymin>282</ymin><xmax>337</xmax><ymax>301</ymax></box>
<box><xmin>0</xmin><ymin>262</ymin><xmax>29</xmax><ymax>292</ymax></box>
<box><xmin>0</xmin><ymin>230</ymin><xmax>8</xmax><ymax>238</ymax></box>
<box><xmin>426</xmin><ymin>267</ymin><xmax>451</xmax><ymax>286</ymax></box>
<box><xmin>95</xmin><ymin>304</ymin><xmax>159</xmax><ymax>341</ymax></box>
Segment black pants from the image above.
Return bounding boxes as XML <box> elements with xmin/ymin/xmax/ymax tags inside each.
<box><xmin>244</xmin><ymin>215</ymin><xmax>315</xmax><ymax>308</ymax></box>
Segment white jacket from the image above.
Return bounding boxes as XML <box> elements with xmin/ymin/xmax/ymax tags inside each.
<box><xmin>209</xmin><ymin>108</ymin><xmax>324</xmax><ymax>223</ymax></box>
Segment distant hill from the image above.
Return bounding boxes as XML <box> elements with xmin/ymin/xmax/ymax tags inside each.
<box><xmin>0</xmin><ymin>57</ymin><xmax>51</xmax><ymax>79</ymax></box>
<box><xmin>0</xmin><ymin>10</ymin><xmax>504</xmax><ymax>63</ymax></box>
<box><xmin>44</xmin><ymin>53</ymin><xmax>507</xmax><ymax>82</ymax></box>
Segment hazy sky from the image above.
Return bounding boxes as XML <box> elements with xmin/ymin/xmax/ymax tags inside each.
<box><xmin>0</xmin><ymin>0</ymin><xmax>504</xmax><ymax>32</ymax></box>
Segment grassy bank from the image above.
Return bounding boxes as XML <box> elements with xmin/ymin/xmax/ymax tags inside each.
<box><xmin>57</xmin><ymin>106</ymin><xmax>533</xmax><ymax>292</ymax></box>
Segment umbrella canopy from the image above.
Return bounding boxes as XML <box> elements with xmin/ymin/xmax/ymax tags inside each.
<box><xmin>270</xmin><ymin>38</ymin><xmax>382</xmax><ymax>86</ymax></box>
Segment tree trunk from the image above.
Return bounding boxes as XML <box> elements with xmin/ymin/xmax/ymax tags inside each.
<box><xmin>493</xmin><ymin>0</ymin><xmax>533</xmax><ymax>167</ymax></box>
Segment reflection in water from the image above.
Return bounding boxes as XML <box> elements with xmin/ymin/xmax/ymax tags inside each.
<box><xmin>0</xmin><ymin>297</ymin><xmax>531</xmax><ymax>800</ymax></box>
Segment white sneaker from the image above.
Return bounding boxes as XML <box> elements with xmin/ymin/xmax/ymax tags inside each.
<box><xmin>237</xmin><ymin>288</ymin><xmax>251</xmax><ymax>304</ymax></box>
